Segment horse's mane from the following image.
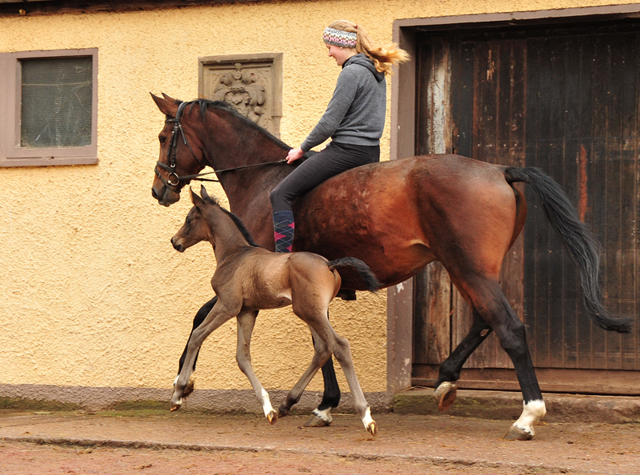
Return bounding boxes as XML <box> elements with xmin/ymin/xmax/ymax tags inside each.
<box><xmin>181</xmin><ymin>98</ymin><xmax>291</xmax><ymax>152</ymax></box>
<box><xmin>201</xmin><ymin>192</ymin><xmax>261</xmax><ymax>248</ymax></box>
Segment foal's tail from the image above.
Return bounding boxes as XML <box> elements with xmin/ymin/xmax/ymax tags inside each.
<box><xmin>328</xmin><ymin>257</ymin><xmax>381</xmax><ymax>293</ymax></box>
<box><xmin>504</xmin><ymin>166</ymin><xmax>632</xmax><ymax>334</ymax></box>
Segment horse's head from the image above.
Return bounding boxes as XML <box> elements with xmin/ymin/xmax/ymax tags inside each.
<box><xmin>171</xmin><ymin>186</ymin><xmax>215</xmax><ymax>252</ymax></box>
<box><xmin>151</xmin><ymin>93</ymin><xmax>206</xmax><ymax>206</ymax></box>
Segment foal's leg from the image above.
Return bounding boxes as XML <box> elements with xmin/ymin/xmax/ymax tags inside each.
<box><xmin>434</xmin><ymin>308</ymin><xmax>492</xmax><ymax>411</ymax></box>
<box><xmin>465</xmin><ymin>279</ymin><xmax>546</xmax><ymax>440</ymax></box>
<box><xmin>171</xmin><ymin>304</ymin><xmax>236</xmax><ymax>411</ymax></box>
<box><xmin>301</xmin><ymin>313</ymin><xmax>376</xmax><ymax>436</ymax></box>
<box><xmin>175</xmin><ymin>296</ymin><xmax>218</xmax><ymax>398</ymax></box>
<box><xmin>278</xmin><ymin>326</ymin><xmax>333</xmax><ymax>419</ymax></box>
<box><xmin>306</xmin><ymin>337</ymin><xmax>340</xmax><ymax>427</ymax></box>
<box><xmin>235</xmin><ymin>311</ymin><xmax>278</xmax><ymax>424</ymax></box>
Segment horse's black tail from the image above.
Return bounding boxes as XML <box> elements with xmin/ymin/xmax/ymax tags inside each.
<box><xmin>328</xmin><ymin>257</ymin><xmax>381</xmax><ymax>293</ymax></box>
<box><xmin>504</xmin><ymin>166</ymin><xmax>632</xmax><ymax>334</ymax></box>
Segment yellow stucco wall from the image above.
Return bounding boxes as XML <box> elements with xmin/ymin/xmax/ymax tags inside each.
<box><xmin>1</xmin><ymin>0</ymin><xmax>637</xmax><ymax>406</ymax></box>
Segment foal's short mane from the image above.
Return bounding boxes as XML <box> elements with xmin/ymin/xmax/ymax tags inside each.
<box><xmin>201</xmin><ymin>193</ymin><xmax>260</xmax><ymax>248</ymax></box>
<box><xmin>178</xmin><ymin>98</ymin><xmax>291</xmax><ymax>152</ymax></box>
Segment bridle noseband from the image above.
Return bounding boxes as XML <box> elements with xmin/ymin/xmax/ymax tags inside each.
<box><xmin>155</xmin><ymin>101</ymin><xmax>287</xmax><ymax>191</ymax></box>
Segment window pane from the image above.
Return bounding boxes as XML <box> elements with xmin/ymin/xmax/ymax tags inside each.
<box><xmin>20</xmin><ymin>56</ymin><xmax>92</xmax><ymax>148</ymax></box>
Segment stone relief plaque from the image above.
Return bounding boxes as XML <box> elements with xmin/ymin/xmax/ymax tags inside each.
<box><xmin>199</xmin><ymin>53</ymin><xmax>283</xmax><ymax>137</ymax></box>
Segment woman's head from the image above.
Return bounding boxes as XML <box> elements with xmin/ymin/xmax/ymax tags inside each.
<box><xmin>323</xmin><ymin>20</ymin><xmax>410</xmax><ymax>75</ymax></box>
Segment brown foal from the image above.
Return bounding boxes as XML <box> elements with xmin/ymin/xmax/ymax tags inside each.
<box><xmin>170</xmin><ymin>186</ymin><xmax>380</xmax><ymax>435</ymax></box>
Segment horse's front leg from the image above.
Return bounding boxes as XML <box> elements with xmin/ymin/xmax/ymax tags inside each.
<box><xmin>278</xmin><ymin>326</ymin><xmax>332</xmax><ymax>420</ymax></box>
<box><xmin>171</xmin><ymin>304</ymin><xmax>235</xmax><ymax>411</ymax></box>
<box><xmin>434</xmin><ymin>308</ymin><xmax>492</xmax><ymax>411</ymax></box>
<box><xmin>235</xmin><ymin>311</ymin><xmax>278</xmax><ymax>424</ymax></box>
<box><xmin>175</xmin><ymin>296</ymin><xmax>218</xmax><ymax>399</ymax></box>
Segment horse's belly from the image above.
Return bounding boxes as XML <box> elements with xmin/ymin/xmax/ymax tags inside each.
<box><xmin>243</xmin><ymin>290</ymin><xmax>292</xmax><ymax>311</ymax></box>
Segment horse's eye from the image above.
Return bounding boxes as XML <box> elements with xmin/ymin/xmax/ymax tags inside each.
<box><xmin>159</xmin><ymin>135</ymin><xmax>167</xmax><ymax>144</ymax></box>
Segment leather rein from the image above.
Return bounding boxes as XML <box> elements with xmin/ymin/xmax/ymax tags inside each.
<box><xmin>155</xmin><ymin>101</ymin><xmax>287</xmax><ymax>189</ymax></box>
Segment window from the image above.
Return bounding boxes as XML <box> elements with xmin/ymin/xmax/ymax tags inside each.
<box><xmin>0</xmin><ymin>48</ymin><xmax>98</xmax><ymax>167</ymax></box>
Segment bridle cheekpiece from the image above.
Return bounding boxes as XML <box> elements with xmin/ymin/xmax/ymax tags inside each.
<box><xmin>155</xmin><ymin>100</ymin><xmax>288</xmax><ymax>190</ymax></box>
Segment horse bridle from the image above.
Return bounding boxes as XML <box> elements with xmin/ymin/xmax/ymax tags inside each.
<box><xmin>155</xmin><ymin>101</ymin><xmax>287</xmax><ymax>190</ymax></box>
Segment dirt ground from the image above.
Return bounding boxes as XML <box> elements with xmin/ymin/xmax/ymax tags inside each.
<box><xmin>1</xmin><ymin>409</ymin><xmax>639</xmax><ymax>474</ymax></box>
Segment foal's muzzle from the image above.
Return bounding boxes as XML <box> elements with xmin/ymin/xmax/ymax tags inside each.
<box><xmin>171</xmin><ymin>236</ymin><xmax>185</xmax><ymax>252</ymax></box>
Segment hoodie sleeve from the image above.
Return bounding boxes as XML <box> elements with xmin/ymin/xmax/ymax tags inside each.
<box><xmin>300</xmin><ymin>67</ymin><xmax>359</xmax><ymax>152</ymax></box>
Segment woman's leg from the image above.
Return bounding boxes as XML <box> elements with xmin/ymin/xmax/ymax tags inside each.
<box><xmin>269</xmin><ymin>142</ymin><xmax>379</xmax><ymax>252</ymax></box>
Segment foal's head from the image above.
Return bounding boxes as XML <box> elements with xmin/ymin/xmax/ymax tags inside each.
<box><xmin>171</xmin><ymin>185</ymin><xmax>259</xmax><ymax>253</ymax></box>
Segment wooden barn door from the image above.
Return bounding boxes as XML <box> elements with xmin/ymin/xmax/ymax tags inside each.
<box><xmin>412</xmin><ymin>21</ymin><xmax>640</xmax><ymax>394</ymax></box>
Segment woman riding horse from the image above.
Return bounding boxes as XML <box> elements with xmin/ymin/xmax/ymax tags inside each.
<box><xmin>269</xmin><ymin>20</ymin><xmax>409</xmax><ymax>252</ymax></box>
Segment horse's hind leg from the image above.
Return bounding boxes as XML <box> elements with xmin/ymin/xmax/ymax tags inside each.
<box><xmin>434</xmin><ymin>309</ymin><xmax>492</xmax><ymax>411</ymax></box>
<box><xmin>278</xmin><ymin>326</ymin><xmax>332</xmax><ymax>420</ymax></box>
<box><xmin>465</xmin><ymin>279</ymin><xmax>546</xmax><ymax>440</ymax></box>
<box><xmin>235</xmin><ymin>311</ymin><xmax>277</xmax><ymax>424</ymax></box>
<box><xmin>299</xmin><ymin>311</ymin><xmax>376</xmax><ymax>436</ymax></box>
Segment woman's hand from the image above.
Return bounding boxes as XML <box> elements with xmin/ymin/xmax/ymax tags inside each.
<box><xmin>286</xmin><ymin>147</ymin><xmax>304</xmax><ymax>164</ymax></box>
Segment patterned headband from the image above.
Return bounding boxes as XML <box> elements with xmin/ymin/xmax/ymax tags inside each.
<box><xmin>323</xmin><ymin>27</ymin><xmax>358</xmax><ymax>48</ymax></box>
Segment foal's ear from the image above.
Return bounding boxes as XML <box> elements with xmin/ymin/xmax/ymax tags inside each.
<box><xmin>200</xmin><ymin>185</ymin><xmax>211</xmax><ymax>202</ymax></box>
<box><xmin>189</xmin><ymin>187</ymin><xmax>205</xmax><ymax>208</ymax></box>
<box><xmin>150</xmin><ymin>92</ymin><xmax>179</xmax><ymax>118</ymax></box>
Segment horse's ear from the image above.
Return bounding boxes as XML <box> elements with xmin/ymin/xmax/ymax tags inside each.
<box><xmin>150</xmin><ymin>92</ymin><xmax>178</xmax><ymax>117</ymax></box>
<box><xmin>189</xmin><ymin>187</ymin><xmax>204</xmax><ymax>208</ymax></box>
<box><xmin>200</xmin><ymin>185</ymin><xmax>211</xmax><ymax>202</ymax></box>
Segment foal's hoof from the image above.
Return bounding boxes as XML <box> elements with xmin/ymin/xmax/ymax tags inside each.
<box><xmin>183</xmin><ymin>379</ymin><xmax>195</xmax><ymax>398</ymax></box>
<box><xmin>503</xmin><ymin>425</ymin><xmax>533</xmax><ymax>441</ymax></box>
<box><xmin>170</xmin><ymin>400</ymin><xmax>182</xmax><ymax>412</ymax></box>
<box><xmin>267</xmin><ymin>410</ymin><xmax>278</xmax><ymax>425</ymax></box>
<box><xmin>366</xmin><ymin>421</ymin><xmax>378</xmax><ymax>437</ymax></box>
<box><xmin>304</xmin><ymin>414</ymin><xmax>331</xmax><ymax>427</ymax></box>
<box><xmin>434</xmin><ymin>381</ymin><xmax>457</xmax><ymax>411</ymax></box>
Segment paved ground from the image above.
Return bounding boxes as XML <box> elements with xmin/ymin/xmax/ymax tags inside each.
<box><xmin>1</xmin><ymin>407</ymin><xmax>639</xmax><ymax>474</ymax></box>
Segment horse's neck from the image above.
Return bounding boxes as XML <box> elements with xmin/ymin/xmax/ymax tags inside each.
<box><xmin>207</xmin><ymin>210</ymin><xmax>252</xmax><ymax>263</ymax></box>
<box><xmin>203</xmin><ymin>111</ymin><xmax>291</xmax><ymax>239</ymax></box>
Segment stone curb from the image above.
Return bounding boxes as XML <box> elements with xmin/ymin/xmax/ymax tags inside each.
<box><xmin>393</xmin><ymin>388</ymin><xmax>640</xmax><ymax>423</ymax></box>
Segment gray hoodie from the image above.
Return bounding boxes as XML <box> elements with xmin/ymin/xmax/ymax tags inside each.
<box><xmin>300</xmin><ymin>53</ymin><xmax>386</xmax><ymax>152</ymax></box>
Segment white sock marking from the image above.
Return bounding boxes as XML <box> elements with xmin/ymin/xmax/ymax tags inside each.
<box><xmin>362</xmin><ymin>407</ymin><xmax>374</xmax><ymax>430</ymax></box>
<box><xmin>512</xmin><ymin>399</ymin><xmax>546</xmax><ymax>435</ymax></box>
<box><xmin>312</xmin><ymin>407</ymin><xmax>333</xmax><ymax>423</ymax></box>
<box><xmin>261</xmin><ymin>389</ymin><xmax>275</xmax><ymax>417</ymax></box>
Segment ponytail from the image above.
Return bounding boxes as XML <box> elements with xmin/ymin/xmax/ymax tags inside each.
<box><xmin>327</xmin><ymin>20</ymin><xmax>410</xmax><ymax>75</ymax></box>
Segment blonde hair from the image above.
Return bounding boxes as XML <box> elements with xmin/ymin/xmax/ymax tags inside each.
<box><xmin>328</xmin><ymin>20</ymin><xmax>410</xmax><ymax>75</ymax></box>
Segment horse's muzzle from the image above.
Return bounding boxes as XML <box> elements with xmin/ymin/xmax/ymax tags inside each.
<box><xmin>171</xmin><ymin>236</ymin><xmax>184</xmax><ymax>252</ymax></box>
<box><xmin>152</xmin><ymin>184</ymin><xmax>180</xmax><ymax>207</ymax></box>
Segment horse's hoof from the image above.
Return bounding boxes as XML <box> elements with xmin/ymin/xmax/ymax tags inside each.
<box><xmin>503</xmin><ymin>425</ymin><xmax>533</xmax><ymax>441</ymax></box>
<box><xmin>434</xmin><ymin>382</ymin><xmax>457</xmax><ymax>411</ymax></box>
<box><xmin>366</xmin><ymin>421</ymin><xmax>378</xmax><ymax>437</ymax></box>
<box><xmin>267</xmin><ymin>410</ymin><xmax>278</xmax><ymax>425</ymax></box>
<box><xmin>304</xmin><ymin>414</ymin><xmax>331</xmax><ymax>427</ymax></box>
<box><xmin>183</xmin><ymin>379</ymin><xmax>195</xmax><ymax>398</ymax></box>
<box><xmin>277</xmin><ymin>407</ymin><xmax>290</xmax><ymax>418</ymax></box>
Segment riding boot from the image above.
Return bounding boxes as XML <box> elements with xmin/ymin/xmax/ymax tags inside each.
<box><xmin>272</xmin><ymin>210</ymin><xmax>295</xmax><ymax>253</ymax></box>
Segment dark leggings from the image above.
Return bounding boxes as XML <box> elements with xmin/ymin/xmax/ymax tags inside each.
<box><xmin>270</xmin><ymin>142</ymin><xmax>380</xmax><ymax>212</ymax></box>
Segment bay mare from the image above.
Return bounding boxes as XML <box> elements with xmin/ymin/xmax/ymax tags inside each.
<box><xmin>151</xmin><ymin>94</ymin><xmax>632</xmax><ymax>440</ymax></box>
<box><xmin>170</xmin><ymin>186</ymin><xmax>380</xmax><ymax>435</ymax></box>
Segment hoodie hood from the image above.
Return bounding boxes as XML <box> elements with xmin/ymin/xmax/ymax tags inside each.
<box><xmin>343</xmin><ymin>53</ymin><xmax>385</xmax><ymax>82</ymax></box>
